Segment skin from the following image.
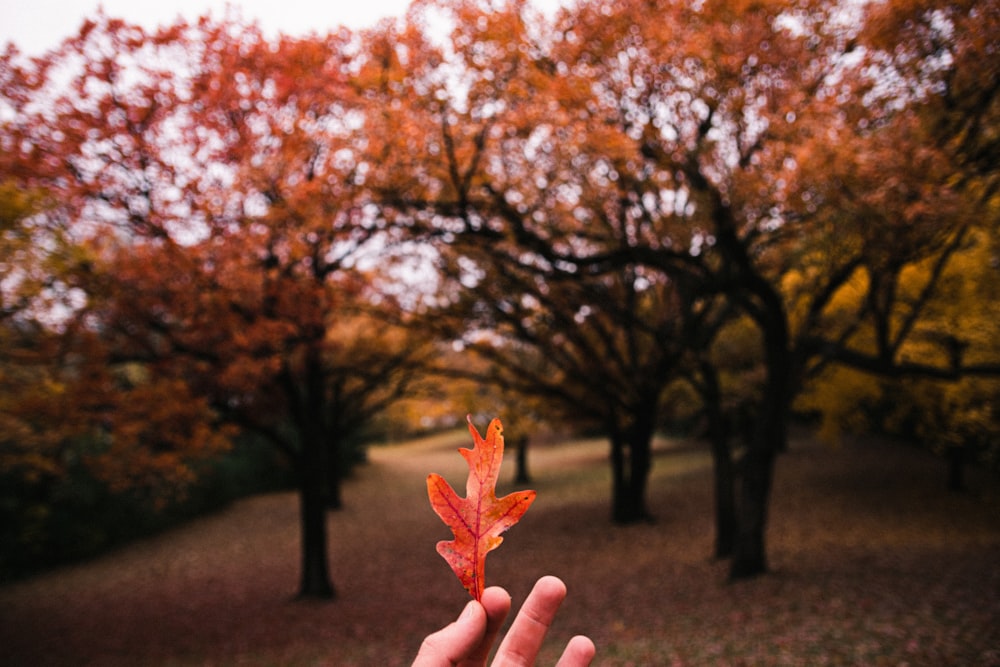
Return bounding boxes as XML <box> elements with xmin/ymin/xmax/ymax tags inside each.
<box><xmin>412</xmin><ymin>575</ymin><xmax>596</xmax><ymax>667</ymax></box>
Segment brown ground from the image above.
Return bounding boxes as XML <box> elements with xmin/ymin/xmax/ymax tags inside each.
<box><xmin>1</xmin><ymin>429</ymin><xmax>998</xmax><ymax>666</ymax></box>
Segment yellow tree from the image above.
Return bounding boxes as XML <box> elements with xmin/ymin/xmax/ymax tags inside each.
<box><xmin>797</xmin><ymin>218</ymin><xmax>1000</xmax><ymax>487</ymax></box>
<box><xmin>794</xmin><ymin>0</ymin><xmax>1000</xmax><ymax>449</ymax></box>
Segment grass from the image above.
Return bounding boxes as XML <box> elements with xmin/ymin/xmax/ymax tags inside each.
<box><xmin>1</xmin><ymin>428</ymin><xmax>998</xmax><ymax>666</ymax></box>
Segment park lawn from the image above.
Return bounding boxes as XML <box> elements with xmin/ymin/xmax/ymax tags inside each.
<box><xmin>1</xmin><ymin>428</ymin><xmax>998</xmax><ymax>666</ymax></box>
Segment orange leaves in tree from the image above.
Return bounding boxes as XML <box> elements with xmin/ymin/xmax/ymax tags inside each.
<box><xmin>427</xmin><ymin>416</ymin><xmax>536</xmax><ymax>600</ymax></box>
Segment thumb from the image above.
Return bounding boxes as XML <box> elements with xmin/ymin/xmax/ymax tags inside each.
<box><xmin>412</xmin><ymin>600</ymin><xmax>487</xmax><ymax>667</ymax></box>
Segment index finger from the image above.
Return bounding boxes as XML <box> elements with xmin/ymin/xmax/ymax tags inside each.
<box><xmin>460</xmin><ymin>586</ymin><xmax>511</xmax><ymax>666</ymax></box>
<box><xmin>491</xmin><ymin>576</ymin><xmax>567</xmax><ymax>666</ymax></box>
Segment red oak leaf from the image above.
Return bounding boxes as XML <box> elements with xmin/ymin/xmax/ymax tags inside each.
<box><xmin>427</xmin><ymin>416</ymin><xmax>537</xmax><ymax>600</ymax></box>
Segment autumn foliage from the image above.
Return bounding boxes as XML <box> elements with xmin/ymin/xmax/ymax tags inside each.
<box><xmin>1</xmin><ymin>0</ymin><xmax>997</xmax><ymax>591</ymax></box>
<box><xmin>427</xmin><ymin>416</ymin><xmax>535</xmax><ymax>599</ymax></box>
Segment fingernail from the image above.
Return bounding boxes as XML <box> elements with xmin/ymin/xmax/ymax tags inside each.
<box><xmin>458</xmin><ymin>600</ymin><xmax>477</xmax><ymax>622</ymax></box>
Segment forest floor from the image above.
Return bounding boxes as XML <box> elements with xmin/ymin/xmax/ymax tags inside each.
<box><xmin>1</xmin><ymin>427</ymin><xmax>999</xmax><ymax>666</ymax></box>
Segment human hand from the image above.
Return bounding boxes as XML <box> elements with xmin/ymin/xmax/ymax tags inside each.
<box><xmin>412</xmin><ymin>575</ymin><xmax>595</xmax><ymax>667</ymax></box>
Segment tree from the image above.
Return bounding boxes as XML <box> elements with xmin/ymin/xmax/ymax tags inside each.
<box><xmin>791</xmin><ymin>0</ymin><xmax>1000</xmax><ymax>472</ymax></box>
<box><xmin>372</xmin><ymin>0</ymin><xmax>827</xmax><ymax>571</ymax></box>
<box><xmin>0</xmin><ymin>181</ymin><xmax>236</xmax><ymax>576</ymax></box>
<box><xmin>0</xmin><ymin>15</ymin><xmax>436</xmax><ymax>598</ymax></box>
<box><xmin>359</xmin><ymin>0</ymin><xmax>729</xmax><ymax>523</ymax></box>
<box><xmin>375</xmin><ymin>0</ymin><xmax>1000</xmax><ymax>578</ymax></box>
<box><xmin>798</xmin><ymin>220</ymin><xmax>1000</xmax><ymax>488</ymax></box>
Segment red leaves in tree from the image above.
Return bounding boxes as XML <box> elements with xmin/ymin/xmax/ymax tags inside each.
<box><xmin>427</xmin><ymin>416</ymin><xmax>536</xmax><ymax>600</ymax></box>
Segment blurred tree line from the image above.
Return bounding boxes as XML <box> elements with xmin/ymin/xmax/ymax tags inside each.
<box><xmin>1</xmin><ymin>0</ymin><xmax>997</xmax><ymax>594</ymax></box>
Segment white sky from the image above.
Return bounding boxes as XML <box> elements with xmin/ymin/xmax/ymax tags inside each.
<box><xmin>0</xmin><ymin>0</ymin><xmax>420</xmax><ymax>55</ymax></box>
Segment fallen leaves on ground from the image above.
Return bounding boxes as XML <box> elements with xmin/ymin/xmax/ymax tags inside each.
<box><xmin>0</xmin><ymin>430</ymin><xmax>998</xmax><ymax>666</ymax></box>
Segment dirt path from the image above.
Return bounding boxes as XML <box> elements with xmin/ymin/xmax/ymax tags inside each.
<box><xmin>1</xmin><ymin>431</ymin><xmax>998</xmax><ymax>665</ymax></box>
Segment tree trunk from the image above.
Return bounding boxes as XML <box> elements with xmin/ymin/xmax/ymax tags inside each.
<box><xmin>699</xmin><ymin>361</ymin><xmax>737</xmax><ymax>558</ymax></box>
<box><xmin>297</xmin><ymin>489</ymin><xmax>335</xmax><ymax>599</ymax></box>
<box><xmin>709</xmin><ymin>426</ymin><xmax>737</xmax><ymax>559</ymax></box>
<box><xmin>729</xmin><ymin>330</ymin><xmax>788</xmax><ymax>579</ymax></box>
<box><xmin>729</xmin><ymin>278</ymin><xmax>789</xmax><ymax>580</ymax></box>
<box><xmin>947</xmin><ymin>444</ymin><xmax>966</xmax><ymax>493</ymax></box>
<box><xmin>297</xmin><ymin>429</ymin><xmax>335</xmax><ymax>598</ymax></box>
<box><xmin>609</xmin><ymin>423</ymin><xmax>654</xmax><ymax>524</ymax></box>
<box><xmin>729</xmin><ymin>441</ymin><xmax>773</xmax><ymax>578</ymax></box>
<box><xmin>514</xmin><ymin>435</ymin><xmax>531</xmax><ymax>484</ymax></box>
<box><xmin>610</xmin><ymin>432</ymin><xmax>628</xmax><ymax>522</ymax></box>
